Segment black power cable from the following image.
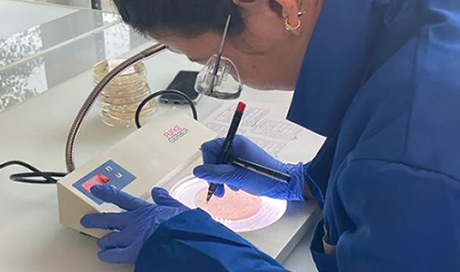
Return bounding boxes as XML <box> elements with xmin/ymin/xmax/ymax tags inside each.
<box><xmin>0</xmin><ymin>161</ymin><xmax>66</xmax><ymax>184</ymax></box>
<box><xmin>2</xmin><ymin>89</ymin><xmax>197</xmax><ymax>184</ymax></box>
<box><xmin>135</xmin><ymin>89</ymin><xmax>198</xmax><ymax>128</ymax></box>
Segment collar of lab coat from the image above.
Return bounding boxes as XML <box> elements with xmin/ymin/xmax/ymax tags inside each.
<box><xmin>287</xmin><ymin>0</ymin><xmax>377</xmax><ymax>137</ymax></box>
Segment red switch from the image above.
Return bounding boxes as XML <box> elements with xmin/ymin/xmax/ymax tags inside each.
<box><xmin>82</xmin><ymin>174</ymin><xmax>110</xmax><ymax>193</ymax></box>
<box><xmin>83</xmin><ymin>182</ymin><xmax>93</xmax><ymax>193</ymax></box>
<box><xmin>96</xmin><ymin>173</ymin><xmax>109</xmax><ymax>183</ymax></box>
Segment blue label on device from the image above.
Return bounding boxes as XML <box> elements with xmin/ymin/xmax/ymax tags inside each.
<box><xmin>72</xmin><ymin>160</ymin><xmax>136</xmax><ymax>205</ymax></box>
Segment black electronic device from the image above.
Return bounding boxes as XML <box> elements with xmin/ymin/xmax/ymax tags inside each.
<box><xmin>159</xmin><ymin>71</ymin><xmax>201</xmax><ymax>105</ymax></box>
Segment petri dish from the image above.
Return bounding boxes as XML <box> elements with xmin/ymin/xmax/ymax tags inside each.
<box><xmin>93</xmin><ymin>59</ymin><xmax>157</xmax><ymax>127</ymax></box>
<box><xmin>170</xmin><ymin>176</ymin><xmax>287</xmax><ymax>233</ymax></box>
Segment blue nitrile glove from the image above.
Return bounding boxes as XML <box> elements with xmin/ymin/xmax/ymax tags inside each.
<box><xmin>193</xmin><ymin>135</ymin><xmax>306</xmax><ymax>201</ymax></box>
<box><xmin>80</xmin><ymin>185</ymin><xmax>189</xmax><ymax>264</ymax></box>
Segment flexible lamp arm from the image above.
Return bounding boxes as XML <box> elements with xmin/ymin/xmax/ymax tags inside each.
<box><xmin>65</xmin><ymin>43</ymin><xmax>168</xmax><ymax>172</ymax></box>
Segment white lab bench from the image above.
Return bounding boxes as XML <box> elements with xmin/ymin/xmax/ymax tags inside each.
<box><xmin>0</xmin><ymin>1</ymin><xmax>321</xmax><ymax>271</ymax></box>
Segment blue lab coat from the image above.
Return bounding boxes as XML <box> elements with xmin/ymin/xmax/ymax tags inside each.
<box><xmin>135</xmin><ymin>0</ymin><xmax>460</xmax><ymax>271</ymax></box>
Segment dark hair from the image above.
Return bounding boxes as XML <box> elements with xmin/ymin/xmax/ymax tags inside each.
<box><xmin>112</xmin><ymin>0</ymin><xmax>245</xmax><ymax>37</ymax></box>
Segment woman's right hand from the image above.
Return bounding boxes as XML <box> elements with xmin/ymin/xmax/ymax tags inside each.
<box><xmin>193</xmin><ymin>135</ymin><xmax>306</xmax><ymax>201</ymax></box>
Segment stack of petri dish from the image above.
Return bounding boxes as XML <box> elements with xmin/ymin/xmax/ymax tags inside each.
<box><xmin>93</xmin><ymin>59</ymin><xmax>157</xmax><ymax>127</ymax></box>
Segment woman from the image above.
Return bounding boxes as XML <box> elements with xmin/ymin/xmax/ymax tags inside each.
<box><xmin>81</xmin><ymin>0</ymin><xmax>460</xmax><ymax>271</ymax></box>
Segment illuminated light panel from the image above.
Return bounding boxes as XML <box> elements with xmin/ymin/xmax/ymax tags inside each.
<box><xmin>171</xmin><ymin>177</ymin><xmax>287</xmax><ymax>233</ymax></box>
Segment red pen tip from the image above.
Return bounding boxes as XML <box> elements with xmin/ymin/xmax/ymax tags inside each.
<box><xmin>237</xmin><ymin>102</ymin><xmax>246</xmax><ymax>113</ymax></box>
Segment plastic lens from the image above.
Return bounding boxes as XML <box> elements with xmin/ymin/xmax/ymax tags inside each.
<box><xmin>195</xmin><ymin>54</ymin><xmax>243</xmax><ymax>100</ymax></box>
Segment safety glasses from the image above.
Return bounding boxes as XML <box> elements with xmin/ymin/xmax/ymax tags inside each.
<box><xmin>194</xmin><ymin>15</ymin><xmax>243</xmax><ymax>99</ymax></box>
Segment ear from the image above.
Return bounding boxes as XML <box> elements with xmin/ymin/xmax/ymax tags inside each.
<box><xmin>232</xmin><ymin>0</ymin><xmax>302</xmax><ymax>35</ymax></box>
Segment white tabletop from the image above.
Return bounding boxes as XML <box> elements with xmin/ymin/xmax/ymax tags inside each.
<box><xmin>0</xmin><ymin>2</ymin><xmax>321</xmax><ymax>271</ymax></box>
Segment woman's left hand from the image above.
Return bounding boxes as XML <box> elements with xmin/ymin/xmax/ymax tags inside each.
<box><xmin>80</xmin><ymin>185</ymin><xmax>189</xmax><ymax>264</ymax></box>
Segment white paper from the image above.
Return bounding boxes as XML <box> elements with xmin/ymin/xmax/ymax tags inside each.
<box><xmin>202</xmin><ymin>102</ymin><xmax>325</xmax><ymax>163</ymax></box>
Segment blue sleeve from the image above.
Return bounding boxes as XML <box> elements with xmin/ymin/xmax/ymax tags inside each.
<box><xmin>135</xmin><ymin>209</ymin><xmax>291</xmax><ymax>272</ymax></box>
<box><xmin>303</xmin><ymin>136</ymin><xmax>338</xmax><ymax>208</ymax></box>
<box><xmin>304</xmin><ymin>162</ymin><xmax>326</xmax><ymax>207</ymax></box>
<box><xmin>335</xmin><ymin>159</ymin><xmax>460</xmax><ymax>271</ymax></box>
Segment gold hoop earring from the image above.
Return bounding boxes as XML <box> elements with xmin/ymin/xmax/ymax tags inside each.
<box><xmin>284</xmin><ymin>11</ymin><xmax>306</xmax><ymax>32</ymax></box>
